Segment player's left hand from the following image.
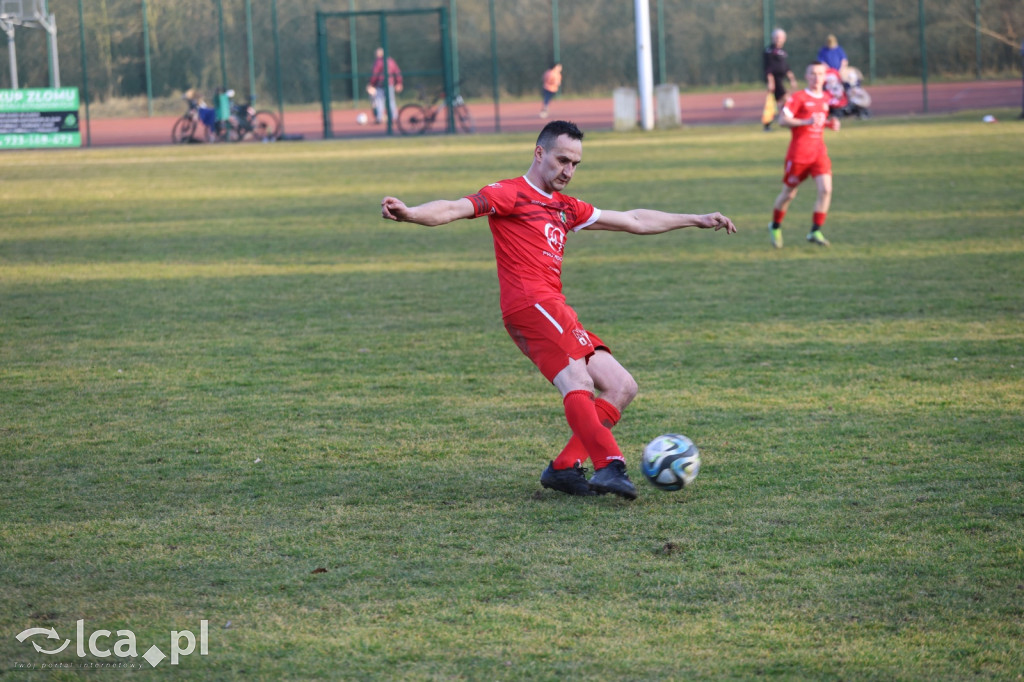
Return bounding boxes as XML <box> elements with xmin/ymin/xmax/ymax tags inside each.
<box><xmin>700</xmin><ymin>212</ymin><xmax>737</xmax><ymax>234</ymax></box>
<box><xmin>828</xmin><ymin>117</ymin><xmax>841</xmax><ymax>131</ymax></box>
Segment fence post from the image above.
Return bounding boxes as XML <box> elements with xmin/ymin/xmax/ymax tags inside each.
<box><xmin>656</xmin><ymin>0</ymin><xmax>665</xmax><ymax>84</ymax></box>
<box><xmin>918</xmin><ymin>0</ymin><xmax>927</xmax><ymax>113</ymax></box>
<box><xmin>440</xmin><ymin>6</ymin><xmax>454</xmax><ymax>133</ymax></box>
<box><xmin>1019</xmin><ymin>42</ymin><xmax>1024</xmax><ymax>119</ymax></box>
<box><xmin>217</xmin><ymin>0</ymin><xmax>227</xmax><ymax>90</ymax></box>
<box><xmin>316</xmin><ymin>12</ymin><xmax>332</xmax><ymax>139</ymax></box>
<box><xmin>245</xmin><ymin>0</ymin><xmax>255</xmax><ymax>99</ymax></box>
<box><xmin>488</xmin><ymin>0</ymin><xmax>499</xmax><ymax>133</ymax></box>
<box><xmin>450</xmin><ymin>0</ymin><xmax>460</xmax><ymax>93</ymax></box>
<box><xmin>973</xmin><ymin>0</ymin><xmax>981</xmax><ymax>79</ymax></box>
<box><xmin>867</xmin><ymin>0</ymin><xmax>875</xmax><ymax>83</ymax></box>
<box><xmin>552</xmin><ymin>0</ymin><xmax>560</xmax><ymax>66</ymax></box>
<box><xmin>347</xmin><ymin>0</ymin><xmax>358</xmax><ymax>103</ymax></box>
<box><xmin>762</xmin><ymin>0</ymin><xmax>771</xmax><ymax>50</ymax></box>
<box><xmin>271</xmin><ymin>0</ymin><xmax>284</xmax><ymax>123</ymax></box>
<box><xmin>141</xmin><ymin>0</ymin><xmax>152</xmax><ymax>115</ymax></box>
<box><xmin>76</xmin><ymin>0</ymin><xmax>90</xmax><ymax>145</ymax></box>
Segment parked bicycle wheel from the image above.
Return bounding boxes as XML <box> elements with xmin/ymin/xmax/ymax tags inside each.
<box><xmin>398</xmin><ymin>103</ymin><xmax>429</xmax><ymax>135</ymax></box>
<box><xmin>454</xmin><ymin>99</ymin><xmax>475</xmax><ymax>134</ymax></box>
<box><xmin>244</xmin><ymin>110</ymin><xmax>281</xmax><ymax>141</ymax></box>
<box><xmin>171</xmin><ymin>115</ymin><xmax>197</xmax><ymax>143</ymax></box>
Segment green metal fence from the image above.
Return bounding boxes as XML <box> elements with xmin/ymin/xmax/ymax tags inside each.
<box><xmin>2</xmin><ymin>0</ymin><xmax>1021</xmax><ymax>137</ymax></box>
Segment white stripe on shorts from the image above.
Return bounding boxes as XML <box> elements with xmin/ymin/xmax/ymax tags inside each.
<box><xmin>534</xmin><ymin>303</ymin><xmax>564</xmax><ymax>334</ymax></box>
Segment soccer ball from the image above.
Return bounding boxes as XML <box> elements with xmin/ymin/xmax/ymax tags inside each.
<box><xmin>641</xmin><ymin>433</ymin><xmax>701</xmax><ymax>491</ymax></box>
<box><xmin>356</xmin><ymin>112</ymin><xmax>369</xmax><ymax>125</ymax></box>
<box><xmin>722</xmin><ymin>97</ymin><xmax>735</xmax><ymax>110</ymax></box>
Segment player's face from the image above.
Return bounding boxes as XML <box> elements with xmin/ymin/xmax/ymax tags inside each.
<box><xmin>806</xmin><ymin>64</ymin><xmax>827</xmax><ymax>93</ymax></box>
<box><xmin>536</xmin><ymin>135</ymin><xmax>582</xmax><ymax>193</ymax></box>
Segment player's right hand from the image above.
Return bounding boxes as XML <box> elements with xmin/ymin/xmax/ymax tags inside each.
<box><xmin>381</xmin><ymin>196</ymin><xmax>407</xmax><ymax>221</ymax></box>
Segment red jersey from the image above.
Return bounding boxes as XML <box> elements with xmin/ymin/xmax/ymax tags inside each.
<box><xmin>465</xmin><ymin>175</ymin><xmax>600</xmax><ymax>316</ymax></box>
<box><xmin>369</xmin><ymin>56</ymin><xmax>402</xmax><ymax>89</ymax></box>
<box><xmin>782</xmin><ymin>89</ymin><xmax>831</xmax><ymax>164</ymax></box>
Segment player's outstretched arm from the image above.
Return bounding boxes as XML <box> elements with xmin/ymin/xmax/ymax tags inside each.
<box><xmin>589</xmin><ymin>209</ymin><xmax>736</xmax><ymax>235</ymax></box>
<box><xmin>782</xmin><ymin>109</ymin><xmax>837</xmax><ymax>130</ymax></box>
<box><xmin>381</xmin><ymin>196</ymin><xmax>475</xmax><ymax>226</ymax></box>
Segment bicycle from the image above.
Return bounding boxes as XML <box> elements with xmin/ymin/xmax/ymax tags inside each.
<box><xmin>171</xmin><ymin>92</ymin><xmax>281</xmax><ymax>143</ymax></box>
<box><xmin>397</xmin><ymin>86</ymin><xmax>474</xmax><ymax>135</ymax></box>
<box><xmin>171</xmin><ymin>95</ymin><xmax>215</xmax><ymax>143</ymax></box>
<box><xmin>225</xmin><ymin>99</ymin><xmax>282</xmax><ymax>142</ymax></box>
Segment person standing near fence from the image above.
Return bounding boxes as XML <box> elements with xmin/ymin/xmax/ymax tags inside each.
<box><xmin>768</xmin><ymin>62</ymin><xmax>841</xmax><ymax>249</ymax></box>
<box><xmin>540</xmin><ymin>63</ymin><xmax>563</xmax><ymax>118</ymax></box>
<box><xmin>817</xmin><ymin>34</ymin><xmax>849</xmax><ymax>74</ymax></box>
<box><xmin>367</xmin><ymin>47</ymin><xmax>403</xmax><ymax>125</ymax></box>
<box><xmin>763</xmin><ymin>28</ymin><xmax>798</xmax><ymax>131</ymax></box>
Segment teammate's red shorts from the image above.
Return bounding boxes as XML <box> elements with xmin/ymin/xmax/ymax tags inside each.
<box><xmin>503</xmin><ymin>298</ymin><xmax>609</xmax><ymax>382</ymax></box>
<box><xmin>783</xmin><ymin>152</ymin><xmax>831</xmax><ymax>187</ymax></box>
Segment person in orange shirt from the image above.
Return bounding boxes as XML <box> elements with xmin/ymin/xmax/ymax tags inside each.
<box><xmin>540</xmin><ymin>63</ymin><xmax>563</xmax><ymax>118</ymax></box>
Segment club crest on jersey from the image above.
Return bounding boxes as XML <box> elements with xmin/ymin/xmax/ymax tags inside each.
<box><xmin>544</xmin><ymin>223</ymin><xmax>566</xmax><ymax>254</ymax></box>
<box><xmin>559</xmin><ymin>210</ymin><xmax>567</xmax><ymax>225</ymax></box>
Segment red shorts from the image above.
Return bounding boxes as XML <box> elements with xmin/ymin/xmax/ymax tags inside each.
<box><xmin>503</xmin><ymin>299</ymin><xmax>609</xmax><ymax>382</ymax></box>
<box><xmin>783</xmin><ymin>152</ymin><xmax>831</xmax><ymax>187</ymax></box>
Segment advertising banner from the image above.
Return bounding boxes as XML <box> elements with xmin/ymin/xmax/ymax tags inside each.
<box><xmin>0</xmin><ymin>88</ymin><xmax>82</xmax><ymax>149</ymax></box>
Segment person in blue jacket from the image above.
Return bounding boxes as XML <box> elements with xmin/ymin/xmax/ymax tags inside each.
<box><xmin>817</xmin><ymin>35</ymin><xmax>848</xmax><ymax>73</ymax></box>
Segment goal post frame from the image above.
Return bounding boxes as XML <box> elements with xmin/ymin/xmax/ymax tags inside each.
<box><xmin>316</xmin><ymin>7</ymin><xmax>453</xmax><ymax>138</ymax></box>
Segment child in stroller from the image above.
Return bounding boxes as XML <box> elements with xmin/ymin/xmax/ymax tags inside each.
<box><xmin>824</xmin><ymin>66</ymin><xmax>871</xmax><ymax>119</ymax></box>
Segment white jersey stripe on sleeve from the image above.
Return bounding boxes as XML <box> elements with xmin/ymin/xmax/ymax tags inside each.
<box><xmin>572</xmin><ymin>208</ymin><xmax>601</xmax><ymax>232</ymax></box>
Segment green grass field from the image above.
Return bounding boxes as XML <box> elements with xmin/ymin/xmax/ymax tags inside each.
<box><xmin>2</xmin><ymin>112</ymin><xmax>1022</xmax><ymax>680</ymax></box>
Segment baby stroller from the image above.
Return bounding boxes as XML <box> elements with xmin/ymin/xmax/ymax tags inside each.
<box><xmin>825</xmin><ymin>66</ymin><xmax>871</xmax><ymax>119</ymax></box>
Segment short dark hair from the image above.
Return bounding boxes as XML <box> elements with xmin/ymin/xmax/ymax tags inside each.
<box><xmin>536</xmin><ymin>120</ymin><xmax>583</xmax><ymax>150</ymax></box>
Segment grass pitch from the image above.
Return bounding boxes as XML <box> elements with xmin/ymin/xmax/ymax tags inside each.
<box><xmin>1</xmin><ymin>111</ymin><xmax>1023</xmax><ymax>679</ymax></box>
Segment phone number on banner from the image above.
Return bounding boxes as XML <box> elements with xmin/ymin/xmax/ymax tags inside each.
<box><xmin>0</xmin><ymin>133</ymin><xmax>81</xmax><ymax>148</ymax></box>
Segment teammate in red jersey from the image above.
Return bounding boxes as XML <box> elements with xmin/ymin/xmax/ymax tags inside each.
<box><xmin>768</xmin><ymin>62</ymin><xmax>841</xmax><ymax>249</ymax></box>
<box><xmin>381</xmin><ymin>120</ymin><xmax>736</xmax><ymax>499</ymax></box>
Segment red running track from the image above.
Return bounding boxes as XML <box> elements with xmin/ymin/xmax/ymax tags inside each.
<box><xmin>82</xmin><ymin>79</ymin><xmax>1022</xmax><ymax>147</ymax></box>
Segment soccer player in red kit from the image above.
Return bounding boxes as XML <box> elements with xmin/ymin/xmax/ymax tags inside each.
<box><xmin>768</xmin><ymin>62</ymin><xmax>841</xmax><ymax>249</ymax></box>
<box><xmin>381</xmin><ymin>120</ymin><xmax>736</xmax><ymax>499</ymax></box>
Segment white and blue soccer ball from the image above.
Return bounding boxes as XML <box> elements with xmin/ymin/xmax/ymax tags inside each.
<box><xmin>641</xmin><ymin>433</ymin><xmax>701</xmax><ymax>491</ymax></box>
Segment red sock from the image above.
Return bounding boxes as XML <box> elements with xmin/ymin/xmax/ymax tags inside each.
<box><xmin>813</xmin><ymin>211</ymin><xmax>827</xmax><ymax>228</ymax></box>
<box><xmin>553</xmin><ymin>398</ymin><xmax>621</xmax><ymax>470</ymax></box>
<box><xmin>560</xmin><ymin>391</ymin><xmax>624</xmax><ymax>470</ymax></box>
<box><xmin>772</xmin><ymin>209</ymin><xmax>786</xmax><ymax>225</ymax></box>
